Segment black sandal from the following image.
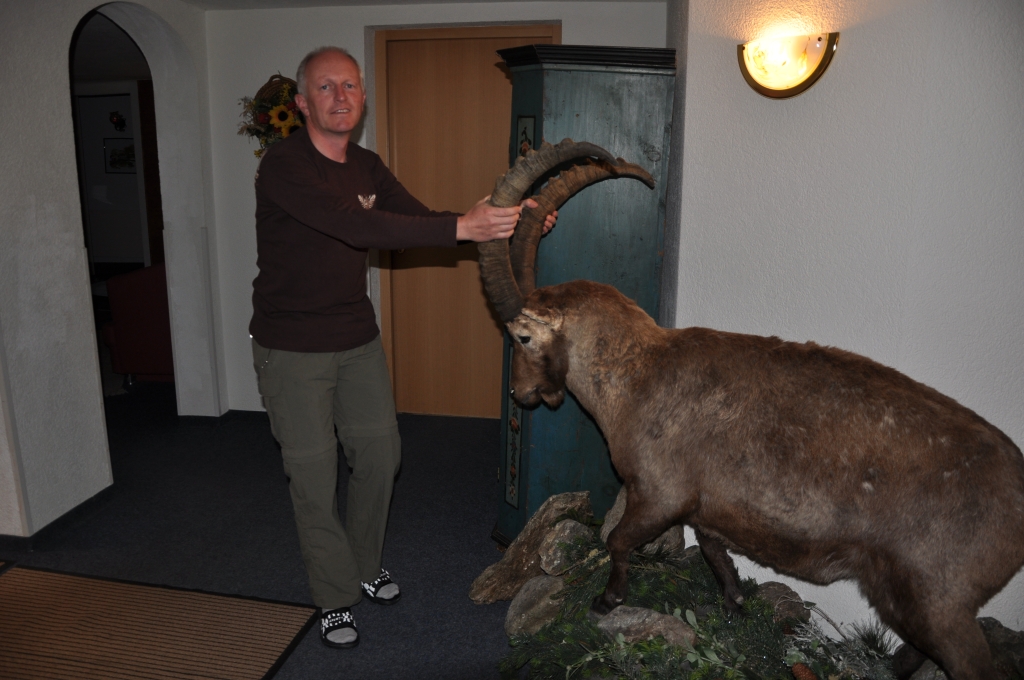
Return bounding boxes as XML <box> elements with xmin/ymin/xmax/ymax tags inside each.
<box><xmin>361</xmin><ymin>568</ymin><xmax>401</xmax><ymax>605</ymax></box>
<box><xmin>320</xmin><ymin>607</ymin><xmax>358</xmax><ymax>649</ymax></box>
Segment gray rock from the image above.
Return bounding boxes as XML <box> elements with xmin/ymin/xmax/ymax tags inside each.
<box><xmin>980</xmin><ymin>617</ymin><xmax>1024</xmax><ymax>679</ymax></box>
<box><xmin>470</xmin><ymin>491</ymin><xmax>592</xmax><ymax>604</ymax></box>
<box><xmin>905</xmin><ymin>618</ymin><xmax>1024</xmax><ymax>680</ymax></box>
<box><xmin>595</xmin><ymin>605</ymin><xmax>696</xmax><ymax>648</ymax></box>
<box><xmin>756</xmin><ymin>581</ymin><xmax>810</xmax><ymax>626</ymax></box>
<box><xmin>648</xmin><ymin>525</ymin><xmax>686</xmax><ymax>553</ymax></box>
<box><xmin>908</xmin><ymin>659</ymin><xmax>946</xmax><ymax>680</ymax></box>
<box><xmin>600</xmin><ymin>486</ymin><xmax>685</xmax><ymax>553</ymax></box>
<box><xmin>679</xmin><ymin>544</ymin><xmax>702</xmax><ymax>563</ymax></box>
<box><xmin>504</xmin><ymin>575</ymin><xmax>565</xmax><ymax>636</ymax></box>
<box><xmin>539</xmin><ymin>519</ymin><xmax>594</xmax><ymax>575</ymax></box>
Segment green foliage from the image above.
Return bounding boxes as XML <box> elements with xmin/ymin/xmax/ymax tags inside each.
<box><xmin>679</xmin><ymin>606</ymin><xmax>752</xmax><ymax>680</ymax></box>
<box><xmin>500</xmin><ymin>533</ymin><xmax>898</xmax><ymax>680</ymax></box>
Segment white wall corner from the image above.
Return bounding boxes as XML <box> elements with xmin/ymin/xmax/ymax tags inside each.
<box><xmin>100</xmin><ymin>2</ymin><xmax>225</xmax><ymax>416</ymax></box>
<box><xmin>0</xmin><ymin>323</ymin><xmax>29</xmax><ymax>537</ymax></box>
<box><xmin>659</xmin><ymin>0</ymin><xmax>688</xmax><ymax>329</ymax></box>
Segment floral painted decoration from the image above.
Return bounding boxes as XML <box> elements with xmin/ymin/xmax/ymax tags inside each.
<box><xmin>238</xmin><ymin>74</ymin><xmax>304</xmax><ymax>158</ymax></box>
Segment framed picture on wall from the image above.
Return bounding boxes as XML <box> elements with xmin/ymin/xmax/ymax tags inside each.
<box><xmin>516</xmin><ymin>116</ymin><xmax>535</xmax><ymax>157</ymax></box>
<box><xmin>103</xmin><ymin>138</ymin><xmax>136</xmax><ymax>174</ymax></box>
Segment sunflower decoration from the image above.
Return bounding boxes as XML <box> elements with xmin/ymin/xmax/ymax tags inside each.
<box><xmin>238</xmin><ymin>74</ymin><xmax>305</xmax><ymax>157</ymax></box>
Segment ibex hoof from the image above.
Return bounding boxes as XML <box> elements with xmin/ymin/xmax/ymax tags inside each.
<box><xmin>722</xmin><ymin>591</ymin><xmax>745</xmax><ymax>614</ymax></box>
<box><xmin>589</xmin><ymin>593</ymin><xmax>621</xmax><ymax>618</ymax></box>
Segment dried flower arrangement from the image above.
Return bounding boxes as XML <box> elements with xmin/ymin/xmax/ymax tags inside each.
<box><xmin>238</xmin><ymin>74</ymin><xmax>304</xmax><ymax>158</ymax></box>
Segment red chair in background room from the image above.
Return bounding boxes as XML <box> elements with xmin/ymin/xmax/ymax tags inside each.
<box><xmin>101</xmin><ymin>263</ymin><xmax>175</xmax><ymax>383</ymax></box>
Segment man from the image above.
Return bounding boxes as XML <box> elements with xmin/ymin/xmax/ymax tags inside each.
<box><xmin>251</xmin><ymin>46</ymin><xmax>554</xmax><ymax>648</ymax></box>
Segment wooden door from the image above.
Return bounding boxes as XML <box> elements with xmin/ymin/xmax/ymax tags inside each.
<box><xmin>375</xmin><ymin>25</ymin><xmax>560</xmax><ymax>417</ymax></box>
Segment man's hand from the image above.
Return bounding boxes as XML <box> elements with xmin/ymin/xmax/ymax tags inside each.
<box><xmin>456</xmin><ymin>196</ymin><xmax>559</xmax><ymax>242</ymax></box>
<box><xmin>522</xmin><ymin>198</ymin><xmax>558</xmax><ymax>235</ymax></box>
<box><xmin>456</xmin><ymin>196</ymin><xmax>522</xmax><ymax>242</ymax></box>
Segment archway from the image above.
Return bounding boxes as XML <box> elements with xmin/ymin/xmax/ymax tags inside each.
<box><xmin>71</xmin><ymin>10</ymin><xmax>161</xmax><ymax>397</ymax></box>
<box><xmin>84</xmin><ymin>2</ymin><xmax>222</xmax><ymax>416</ymax></box>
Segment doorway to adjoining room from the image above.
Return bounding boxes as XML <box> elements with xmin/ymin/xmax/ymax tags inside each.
<box><xmin>70</xmin><ymin>11</ymin><xmax>172</xmax><ymax>399</ymax></box>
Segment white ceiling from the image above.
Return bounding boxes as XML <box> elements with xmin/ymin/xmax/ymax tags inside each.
<box><xmin>69</xmin><ymin>0</ymin><xmax>651</xmax><ymax>82</ymax></box>
<box><xmin>178</xmin><ymin>0</ymin><xmax>630</xmax><ymax>8</ymax></box>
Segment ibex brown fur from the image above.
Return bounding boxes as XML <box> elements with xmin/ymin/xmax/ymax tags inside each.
<box><xmin>507</xmin><ymin>280</ymin><xmax>1024</xmax><ymax>680</ymax></box>
<box><xmin>481</xmin><ymin>142</ymin><xmax>1024</xmax><ymax>680</ymax></box>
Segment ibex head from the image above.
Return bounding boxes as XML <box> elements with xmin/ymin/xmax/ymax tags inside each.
<box><xmin>478</xmin><ymin>139</ymin><xmax>655</xmax><ymax>408</ymax></box>
<box><xmin>507</xmin><ymin>304</ymin><xmax>567</xmax><ymax>408</ymax></box>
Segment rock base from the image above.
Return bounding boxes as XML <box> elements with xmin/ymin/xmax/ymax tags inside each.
<box><xmin>594</xmin><ymin>605</ymin><xmax>696</xmax><ymax>648</ymax></box>
<box><xmin>505</xmin><ymin>575</ymin><xmax>565</xmax><ymax>636</ymax></box>
<box><xmin>469</xmin><ymin>491</ymin><xmax>592</xmax><ymax>604</ymax></box>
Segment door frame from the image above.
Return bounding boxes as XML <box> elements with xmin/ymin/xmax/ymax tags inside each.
<box><xmin>95</xmin><ymin>3</ymin><xmax>224</xmax><ymax>416</ymax></box>
<box><xmin>367</xmin><ymin>22</ymin><xmax>561</xmax><ymax>387</ymax></box>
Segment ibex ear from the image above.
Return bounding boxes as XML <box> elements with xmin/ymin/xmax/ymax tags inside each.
<box><xmin>521</xmin><ymin>307</ymin><xmax>564</xmax><ymax>332</ymax></box>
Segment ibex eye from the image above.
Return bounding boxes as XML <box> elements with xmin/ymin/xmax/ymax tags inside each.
<box><xmin>517</xmin><ymin>336</ymin><xmax>531</xmax><ymax>345</ymax></box>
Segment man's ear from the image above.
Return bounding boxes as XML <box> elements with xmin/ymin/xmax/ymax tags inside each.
<box><xmin>295</xmin><ymin>93</ymin><xmax>310</xmax><ymax>118</ymax></box>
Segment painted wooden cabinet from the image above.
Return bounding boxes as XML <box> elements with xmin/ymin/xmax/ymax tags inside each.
<box><xmin>495</xmin><ymin>45</ymin><xmax>676</xmax><ymax>542</ymax></box>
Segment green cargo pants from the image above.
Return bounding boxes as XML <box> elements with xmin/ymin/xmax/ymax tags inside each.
<box><xmin>252</xmin><ymin>336</ymin><xmax>401</xmax><ymax>609</ymax></box>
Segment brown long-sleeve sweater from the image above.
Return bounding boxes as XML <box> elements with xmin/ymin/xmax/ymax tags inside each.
<box><xmin>250</xmin><ymin>127</ymin><xmax>458</xmax><ymax>352</ymax></box>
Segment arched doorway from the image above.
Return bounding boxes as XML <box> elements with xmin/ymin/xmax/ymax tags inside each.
<box><xmin>71</xmin><ymin>10</ymin><xmax>165</xmax><ymax>397</ymax></box>
<box><xmin>76</xmin><ymin>2</ymin><xmax>223</xmax><ymax>417</ymax></box>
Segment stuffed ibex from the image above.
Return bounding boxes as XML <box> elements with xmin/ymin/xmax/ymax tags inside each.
<box><xmin>479</xmin><ymin>140</ymin><xmax>1024</xmax><ymax>680</ymax></box>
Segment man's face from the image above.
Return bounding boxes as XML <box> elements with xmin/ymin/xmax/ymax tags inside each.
<box><xmin>295</xmin><ymin>51</ymin><xmax>366</xmax><ymax>139</ymax></box>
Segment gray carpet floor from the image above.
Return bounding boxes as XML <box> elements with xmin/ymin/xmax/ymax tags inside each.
<box><xmin>0</xmin><ymin>383</ymin><xmax>513</xmax><ymax>679</ymax></box>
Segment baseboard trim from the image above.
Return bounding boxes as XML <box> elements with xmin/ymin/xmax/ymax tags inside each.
<box><xmin>490</xmin><ymin>524</ymin><xmax>512</xmax><ymax>548</ymax></box>
<box><xmin>0</xmin><ymin>484</ymin><xmax>115</xmax><ymax>552</ymax></box>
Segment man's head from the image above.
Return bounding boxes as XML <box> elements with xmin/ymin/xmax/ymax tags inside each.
<box><xmin>294</xmin><ymin>47</ymin><xmax>366</xmax><ymax>142</ymax></box>
<box><xmin>296</xmin><ymin>46</ymin><xmax>364</xmax><ymax>96</ymax></box>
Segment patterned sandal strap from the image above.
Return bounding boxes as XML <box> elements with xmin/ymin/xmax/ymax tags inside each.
<box><xmin>321</xmin><ymin>608</ymin><xmax>356</xmax><ymax>631</ymax></box>
<box><xmin>364</xmin><ymin>569</ymin><xmax>392</xmax><ymax>592</ymax></box>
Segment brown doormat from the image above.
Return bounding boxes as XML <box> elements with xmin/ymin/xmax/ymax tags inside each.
<box><xmin>0</xmin><ymin>565</ymin><xmax>317</xmax><ymax>680</ymax></box>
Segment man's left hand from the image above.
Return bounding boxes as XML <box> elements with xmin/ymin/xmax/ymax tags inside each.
<box><xmin>522</xmin><ymin>198</ymin><xmax>558</xmax><ymax>235</ymax></box>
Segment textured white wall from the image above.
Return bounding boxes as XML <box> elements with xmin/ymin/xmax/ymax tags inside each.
<box><xmin>0</xmin><ymin>0</ymin><xmax>215</xmax><ymax>535</ymax></box>
<box><xmin>0</xmin><ymin>326</ymin><xmax>26</xmax><ymax>536</ymax></box>
<box><xmin>206</xmin><ymin>1</ymin><xmax>669</xmax><ymax>412</ymax></box>
<box><xmin>1</xmin><ymin>0</ymin><xmax>113</xmax><ymax>536</ymax></box>
<box><xmin>674</xmin><ymin>0</ymin><xmax>1024</xmax><ymax>631</ymax></box>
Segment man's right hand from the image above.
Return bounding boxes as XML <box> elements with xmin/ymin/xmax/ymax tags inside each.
<box><xmin>456</xmin><ymin>196</ymin><xmax>522</xmax><ymax>242</ymax></box>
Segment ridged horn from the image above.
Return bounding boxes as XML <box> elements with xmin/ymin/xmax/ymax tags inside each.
<box><xmin>510</xmin><ymin>158</ymin><xmax>655</xmax><ymax>296</ymax></box>
<box><xmin>488</xmin><ymin>139</ymin><xmax>616</xmax><ymax>208</ymax></box>
<box><xmin>478</xmin><ymin>139</ymin><xmax>618</xmax><ymax>323</ymax></box>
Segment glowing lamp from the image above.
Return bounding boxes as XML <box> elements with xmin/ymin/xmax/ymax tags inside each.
<box><xmin>738</xmin><ymin>32</ymin><xmax>839</xmax><ymax>99</ymax></box>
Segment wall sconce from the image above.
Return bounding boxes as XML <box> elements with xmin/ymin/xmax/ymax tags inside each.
<box><xmin>738</xmin><ymin>32</ymin><xmax>839</xmax><ymax>99</ymax></box>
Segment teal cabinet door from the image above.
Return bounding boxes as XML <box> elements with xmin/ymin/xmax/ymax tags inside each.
<box><xmin>495</xmin><ymin>46</ymin><xmax>676</xmax><ymax>542</ymax></box>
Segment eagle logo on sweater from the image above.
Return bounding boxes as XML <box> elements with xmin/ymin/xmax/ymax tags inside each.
<box><xmin>358</xmin><ymin>194</ymin><xmax>376</xmax><ymax>210</ymax></box>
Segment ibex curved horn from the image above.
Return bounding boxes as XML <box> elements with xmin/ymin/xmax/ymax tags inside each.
<box><xmin>478</xmin><ymin>139</ymin><xmax>617</xmax><ymax>323</ymax></box>
<box><xmin>509</xmin><ymin>158</ymin><xmax>655</xmax><ymax>297</ymax></box>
